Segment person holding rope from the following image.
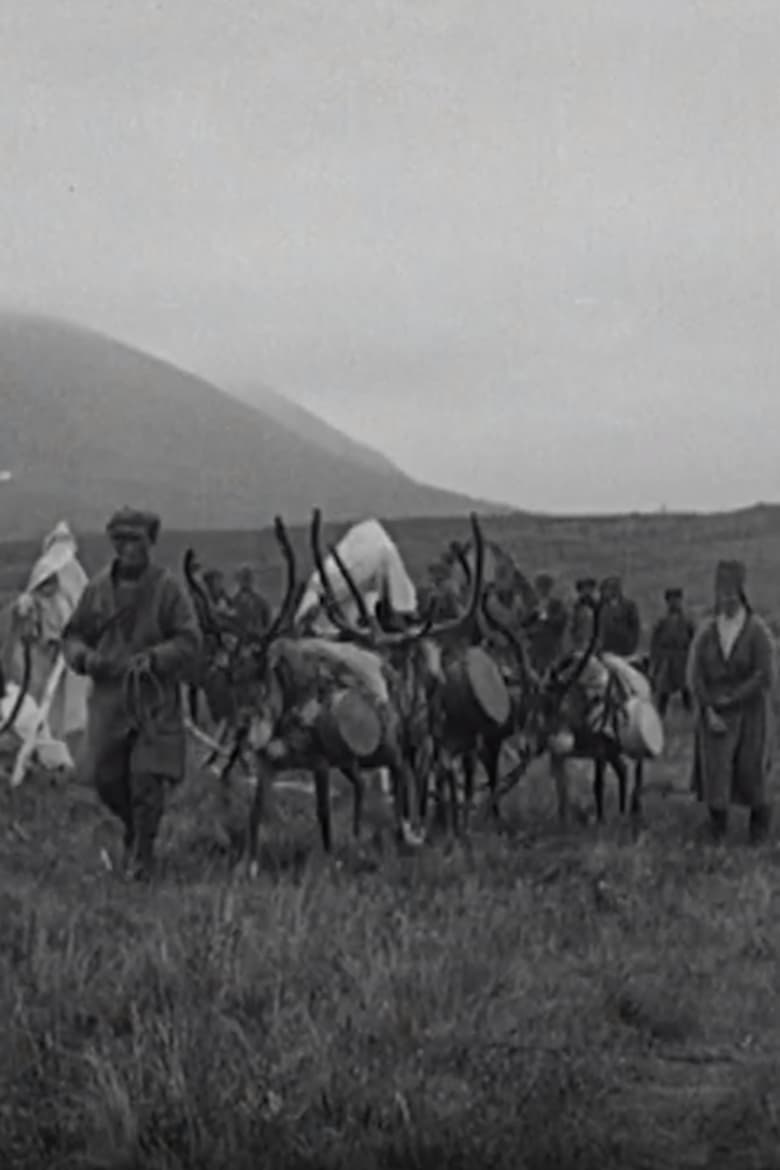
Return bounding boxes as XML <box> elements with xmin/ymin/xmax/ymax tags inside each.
<box><xmin>62</xmin><ymin>507</ymin><xmax>202</xmax><ymax>880</ymax></box>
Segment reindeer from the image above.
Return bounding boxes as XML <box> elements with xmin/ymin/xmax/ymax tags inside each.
<box><xmin>0</xmin><ymin>601</ymin><xmax>40</xmax><ymax>740</ymax></box>
<box><xmin>415</xmin><ymin>538</ymin><xmax>542</xmax><ymax>831</ymax></box>
<box><xmin>482</xmin><ymin>598</ymin><xmax>654</xmax><ymax>826</ymax></box>
<box><xmin>184</xmin><ymin>510</ymin><xmax>487</xmax><ymax>874</ymax></box>
<box><xmin>316</xmin><ymin>521</ymin><xmax>525</xmax><ymax>837</ymax></box>
<box><xmin>305</xmin><ymin>507</ymin><xmax>496</xmax><ymax>841</ymax></box>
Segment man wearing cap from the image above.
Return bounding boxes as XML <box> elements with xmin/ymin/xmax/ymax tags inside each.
<box><xmin>232</xmin><ymin>566</ymin><xmax>271</xmax><ymax>634</ymax></box>
<box><xmin>687</xmin><ymin>559</ymin><xmax>776</xmax><ymax>845</ymax></box>
<box><xmin>525</xmin><ymin>572</ymin><xmax>568</xmax><ymax>673</ymax></box>
<box><xmin>203</xmin><ymin>569</ymin><xmax>234</xmax><ymax>619</ymax></box>
<box><xmin>649</xmin><ymin>588</ymin><xmax>695</xmax><ymax>716</ymax></box>
<box><xmin>62</xmin><ymin>507</ymin><xmax>202</xmax><ymax>879</ymax></box>
<box><xmin>598</xmin><ymin>576</ymin><xmax>641</xmax><ymax>658</ymax></box>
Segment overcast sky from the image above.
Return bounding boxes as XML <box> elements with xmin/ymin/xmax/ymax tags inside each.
<box><xmin>2</xmin><ymin>0</ymin><xmax>779</xmax><ymax>512</ymax></box>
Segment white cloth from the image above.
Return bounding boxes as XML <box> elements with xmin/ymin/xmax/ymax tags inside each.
<box><xmin>600</xmin><ymin>653</ymin><xmax>653</xmax><ymax>702</ymax></box>
<box><xmin>296</xmin><ymin>519</ymin><xmax>417</xmax><ymax>630</ymax></box>
<box><xmin>0</xmin><ymin>682</ymin><xmax>74</xmax><ymax>771</ymax></box>
<box><xmin>716</xmin><ymin>606</ymin><xmax>747</xmax><ymax>660</ymax></box>
<box><xmin>7</xmin><ymin>520</ymin><xmax>90</xmax><ymax>741</ymax></box>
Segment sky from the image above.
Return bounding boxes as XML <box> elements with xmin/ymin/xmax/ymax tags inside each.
<box><xmin>1</xmin><ymin>0</ymin><xmax>779</xmax><ymax>513</ymax></box>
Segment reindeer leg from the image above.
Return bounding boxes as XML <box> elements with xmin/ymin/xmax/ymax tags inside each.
<box><xmin>447</xmin><ymin>763</ymin><xmax>460</xmax><ymax>837</ymax></box>
<box><xmin>389</xmin><ymin>750</ymin><xmax>425</xmax><ymax>849</ymax></box>
<box><xmin>630</xmin><ymin>760</ymin><xmax>644</xmax><ymax>819</ymax></box>
<box><xmin>246</xmin><ymin>758</ymin><xmax>273</xmax><ymax>879</ymax></box>
<box><xmin>482</xmin><ymin>733</ymin><xmax>503</xmax><ymax>825</ymax></box>
<box><xmin>550</xmin><ymin>751</ymin><xmax>570</xmax><ymax>828</ymax></box>
<box><xmin>613</xmin><ymin>753</ymin><xmax>628</xmax><ymax>817</ymax></box>
<box><xmin>343</xmin><ymin>762</ymin><xmax>364</xmax><ymax>840</ymax></box>
<box><xmin>461</xmin><ymin>747</ymin><xmax>477</xmax><ymax>834</ymax></box>
<box><xmin>313</xmin><ymin>763</ymin><xmax>333</xmax><ymax>854</ymax></box>
<box><xmin>593</xmin><ymin>758</ymin><xmax>606</xmax><ymax>824</ymax></box>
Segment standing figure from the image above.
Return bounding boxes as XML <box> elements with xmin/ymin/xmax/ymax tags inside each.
<box><xmin>649</xmin><ymin>588</ymin><xmax>695</xmax><ymax>716</ymax></box>
<box><xmin>687</xmin><ymin>559</ymin><xmax>775</xmax><ymax>845</ymax></box>
<box><xmin>62</xmin><ymin>507</ymin><xmax>202</xmax><ymax>879</ymax></box>
<box><xmin>203</xmin><ymin>569</ymin><xmax>234</xmax><ymax>618</ymax></box>
<box><xmin>525</xmin><ymin>572</ymin><xmax>568</xmax><ymax>674</ymax></box>
<box><xmin>598</xmin><ymin>576</ymin><xmax>641</xmax><ymax>658</ymax></box>
<box><xmin>233</xmin><ymin>565</ymin><xmax>271</xmax><ymax>634</ymax></box>
<box><xmin>570</xmin><ymin>578</ymin><xmax>597</xmax><ymax>643</ymax></box>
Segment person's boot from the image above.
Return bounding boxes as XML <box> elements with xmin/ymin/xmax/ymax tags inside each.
<box><xmin>709</xmin><ymin>808</ymin><xmax>728</xmax><ymax>843</ymax></box>
<box><xmin>129</xmin><ymin>773</ymin><xmax>166</xmax><ymax>881</ymax></box>
<box><xmin>749</xmin><ymin>804</ymin><xmax>771</xmax><ymax>846</ymax></box>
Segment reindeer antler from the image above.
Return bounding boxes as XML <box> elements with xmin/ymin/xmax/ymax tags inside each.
<box><xmin>310</xmin><ymin>509</ymin><xmax>486</xmax><ymax>651</ymax></box>
<box><xmin>259</xmin><ymin>515</ymin><xmax>298</xmax><ymax>645</ymax></box>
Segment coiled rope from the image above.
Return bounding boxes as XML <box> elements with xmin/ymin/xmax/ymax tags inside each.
<box><xmin>123</xmin><ymin>658</ymin><xmax>167</xmax><ymax>736</ymax></box>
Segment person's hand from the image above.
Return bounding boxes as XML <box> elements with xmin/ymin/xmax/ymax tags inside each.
<box><xmin>129</xmin><ymin>651</ymin><xmax>155</xmax><ymax>675</ymax></box>
<box><xmin>705</xmin><ymin>706</ymin><xmax>728</xmax><ymax>734</ymax></box>
<box><xmin>85</xmin><ymin>651</ymin><xmax>129</xmax><ymax>682</ymax></box>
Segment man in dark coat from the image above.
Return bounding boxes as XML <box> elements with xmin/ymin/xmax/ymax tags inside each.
<box><xmin>687</xmin><ymin>559</ymin><xmax>775</xmax><ymax>845</ymax></box>
<box><xmin>649</xmin><ymin>588</ymin><xmax>695</xmax><ymax>715</ymax></box>
<box><xmin>203</xmin><ymin>569</ymin><xmax>234</xmax><ymax>618</ymax></box>
<box><xmin>62</xmin><ymin>507</ymin><xmax>202</xmax><ymax>879</ymax></box>
<box><xmin>232</xmin><ymin>565</ymin><xmax>271</xmax><ymax>633</ymax></box>
<box><xmin>598</xmin><ymin>575</ymin><xmax>641</xmax><ymax>657</ymax></box>
<box><xmin>525</xmin><ymin>572</ymin><xmax>568</xmax><ymax>673</ymax></box>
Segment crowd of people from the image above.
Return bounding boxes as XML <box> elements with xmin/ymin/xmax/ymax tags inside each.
<box><xmin>2</xmin><ymin>506</ymin><xmax>775</xmax><ymax>880</ymax></box>
<box><xmin>519</xmin><ymin>570</ymin><xmax>694</xmax><ymax>718</ymax></box>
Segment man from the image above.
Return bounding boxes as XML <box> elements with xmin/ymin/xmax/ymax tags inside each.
<box><xmin>62</xmin><ymin>507</ymin><xmax>202</xmax><ymax>880</ymax></box>
<box><xmin>649</xmin><ymin>588</ymin><xmax>695</xmax><ymax>716</ymax></box>
<box><xmin>687</xmin><ymin>559</ymin><xmax>775</xmax><ymax>846</ymax></box>
<box><xmin>203</xmin><ymin>569</ymin><xmax>234</xmax><ymax>618</ymax></box>
<box><xmin>232</xmin><ymin>565</ymin><xmax>271</xmax><ymax>633</ymax></box>
<box><xmin>524</xmin><ymin>572</ymin><xmax>568</xmax><ymax>673</ymax></box>
<box><xmin>598</xmin><ymin>576</ymin><xmax>641</xmax><ymax>658</ymax></box>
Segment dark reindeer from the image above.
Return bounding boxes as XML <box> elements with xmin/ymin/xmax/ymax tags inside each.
<box><xmin>184</xmin><ymin>510</ymin><xmax>486</xmax><ymax>874</ymax></box>
<box><xmin>483</xmin><ymin>598</ymin><xmax>651</xmax><ymax>826</ymax></box>
<box><xmin>418</xmin><ymin>538</ymin><xmax>542</xmax><ymax>830</ymax></box>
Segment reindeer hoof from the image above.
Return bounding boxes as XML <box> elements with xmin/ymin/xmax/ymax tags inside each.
<box><xmin>399</xmin><ymin>820</ymin><xmax>426</xmax><ymax>849</ymax></box>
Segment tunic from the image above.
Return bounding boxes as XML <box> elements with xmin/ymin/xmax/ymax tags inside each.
<box><xmin>599</xmin><ymin>598</ymin><xmax>641</xmax><ymax>657</ymax></box>
<box><xmin>233</xmin><ymin>587</ymin><xmax>271</xmax><ymax>634</ymax></box>
<box><xmin>649</xmin><ymin>611</ymin><xmax>695</xmax><ymax>695</ymax></box>
<box><xmin>526</xmin><ymin>597</ymin><xmax>569</xmax><ymax>672</ymax></box>
<box><xmin>62</xmin><ymin>562</ymin><xmax>202</xmax><ymax>784</ymax></box>
<box><xmin>686</xmin><ymin>610</ymin><xmax>776</xmax><ymax>810</ymax></box>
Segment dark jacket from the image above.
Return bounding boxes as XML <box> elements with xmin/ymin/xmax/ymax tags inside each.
<box><xmin>525</xmin><ymin>597</ymin><xmax>568</xmax><ymax>671</ymax></box>
<box><xmin>233</xmin><ymin>587</ymin><xmax>271</xmax><ymax>633</ymax></box>
<box><xmin>62</xmin><ymin>563</ymin><xmax>202</xmax><ymax>781</ymax></box>
<box><xmin>650</xmin><ymin>610</ymin><xmax>694</xmax><ymax>693</ymax></box>
<box><xmin>599</xmin><ymin>598</ymin><xmax>640</xmax><ymax>657</ymax></box>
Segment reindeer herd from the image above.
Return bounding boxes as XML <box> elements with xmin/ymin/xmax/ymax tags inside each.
<box><xmin>182</xmin><ymin>511</ymin><xmax>653</xmax><ymax>875</ymax></box>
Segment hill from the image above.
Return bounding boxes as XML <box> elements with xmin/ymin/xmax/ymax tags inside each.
<box><xmin>232</xmin><ymin>381</ymin><xmax>400</xmax><ymax>476</ymax></box>
<box><xmin>0</xmin><ymin>313</ymin><xmax>509</xmax><ymax>540</ymax></box>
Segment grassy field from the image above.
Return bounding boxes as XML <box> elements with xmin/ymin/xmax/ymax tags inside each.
<box><xmin>2</xmin><ymin>507</ymin><xmax>780</xmax><ymax>1169</ymax></box>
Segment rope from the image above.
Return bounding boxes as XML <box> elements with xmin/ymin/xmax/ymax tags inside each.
<box><xmin>123</xmin><ymin>658</ymin><xmax>167</xmax><ymax>736</ymax></box>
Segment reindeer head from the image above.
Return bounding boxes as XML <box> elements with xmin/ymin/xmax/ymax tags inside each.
<box><xmin>183</xmin><ymin>516</ymin><xmax>298</xmax><ymax>728</ymax></box>
<box><xmin>481</xmin><ymin>594</ymin><xmax>604</xmax><ymax>753</ymax></box>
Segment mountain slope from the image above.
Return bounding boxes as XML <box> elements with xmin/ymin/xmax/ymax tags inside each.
<box><xmin>233</xmin><ymin>382</ymin><xmax>399</xmax><ymax>476</ymax></box>
<box><xmin>0</xmin><ymin>314</ymin><xmax>512</xmax><ymax>539</ymax></box>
